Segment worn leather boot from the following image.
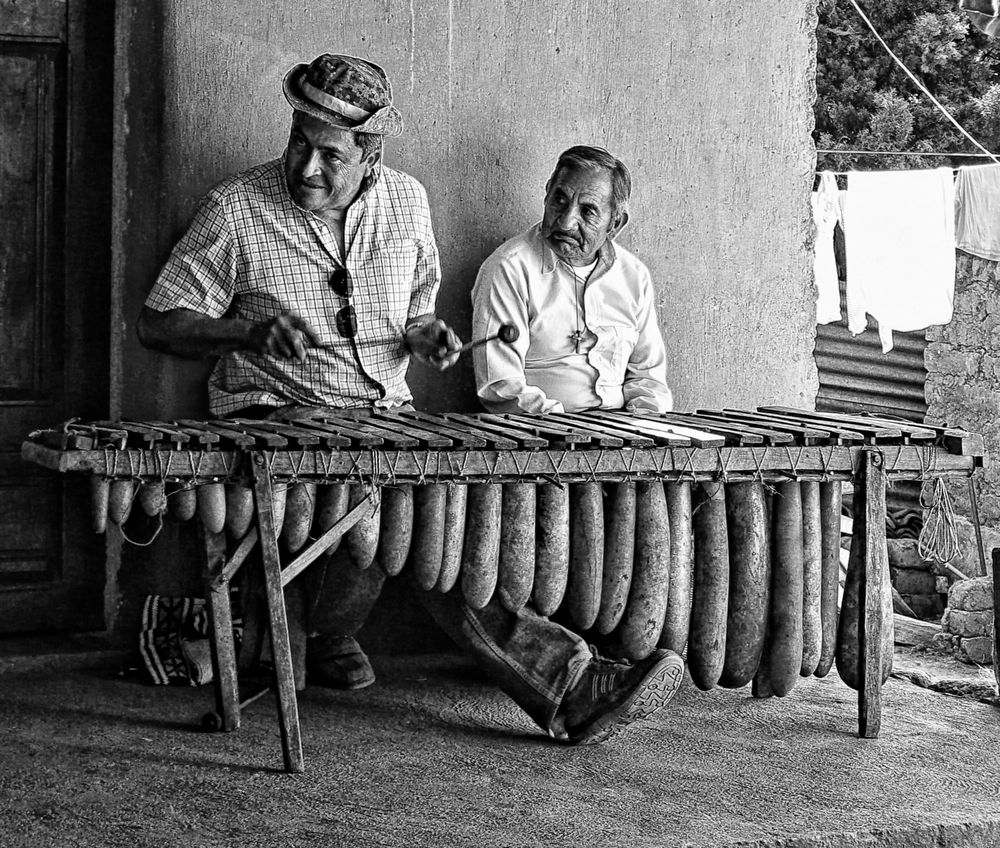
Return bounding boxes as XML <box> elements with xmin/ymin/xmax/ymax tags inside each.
<box><xmin>306</xmin><ymin>635</ymin><xmax>376</xmax><ymax>690</ymax></box>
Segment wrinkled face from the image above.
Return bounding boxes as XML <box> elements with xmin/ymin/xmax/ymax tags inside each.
<box><xmin>540</xmin><ymin>166</ymin><xmax>623</xmax><ymax>266</ymax></box>
<box><xmin>284</xmin><ymin>111</ymin><xmax>377</xmax><ymax>215</ymax></box>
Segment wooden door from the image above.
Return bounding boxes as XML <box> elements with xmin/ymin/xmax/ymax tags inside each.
<box><xmin>0</xmin><ymin>0</ymin><xmax>113</xmax><ymax>633</ymax></box>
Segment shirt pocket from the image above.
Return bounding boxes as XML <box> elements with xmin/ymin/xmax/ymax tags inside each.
<box><xmin>359</xmin><ymin>240</ymin><xmax>419</xmax><ymax>321</ymax></box>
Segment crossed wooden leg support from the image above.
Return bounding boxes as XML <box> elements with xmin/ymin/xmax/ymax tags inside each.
<box><xmin>198</xmin><ymin>452</ymin><xmax>375</xmax><ymax>773</ymax></box>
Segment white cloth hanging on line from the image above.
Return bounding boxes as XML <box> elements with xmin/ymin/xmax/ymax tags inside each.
<box><xmin>812</xmin><ymin>172</ymin><xmax>843</xmax><ymax>324</ymax></box>
<box><xmin>960</xmin><ymin>0</ymin><xmax>1000</xmax><ymax>36</ymax></box>
<box><xmin>844</xmin><ymin>168</ymin><xmax>955</xmax><ymax>353</ymax></box>
<box><xmin>955</xmin><ymin>164</ymin><xmax>1000</xmax><ymax>260</ymax></box>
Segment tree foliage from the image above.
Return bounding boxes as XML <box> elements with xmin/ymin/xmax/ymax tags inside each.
<box><xmin>816</xmin><ymin>0</ymin><xmax>1000</xmax><ymax>170</ymax></box>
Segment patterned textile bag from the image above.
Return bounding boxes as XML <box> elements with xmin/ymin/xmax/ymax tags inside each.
<box><xmin>139</xmin><ymin>595</ymin><xmax>214</xmax><ymax>686</ymax></box>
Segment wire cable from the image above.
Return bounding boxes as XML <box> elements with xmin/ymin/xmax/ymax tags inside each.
<box><xmin>844</xmin><ymin>0</ymin><xmax>1000</xmax><ymax>165</ymax></box>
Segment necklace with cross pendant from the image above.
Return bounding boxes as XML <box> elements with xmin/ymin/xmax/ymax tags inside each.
<box><xmin>565</xmin><ymin>262</ymin><xmax>591</xmax><ymax>353</ymax></box>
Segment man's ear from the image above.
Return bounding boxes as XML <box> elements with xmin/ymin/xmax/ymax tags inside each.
<box><xmin>363</xmin><ymin>145</ymin><xmax>382</xmax><ymax>175</ymax></box>
<box><xmin>608</xmin><ymin>209</ymin><xmax>630</xmax><ymax>239</ymax></box>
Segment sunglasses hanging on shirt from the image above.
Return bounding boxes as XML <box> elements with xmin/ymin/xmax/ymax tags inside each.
<box><xmin>327</xmin><ymin>265</ymin><xmax>385</xmax><ymax>398</ymax></box>
<box><xmin>329</xmin><ymin>267</ymin><xmax>357</xmax><ymax>338</ymax></box>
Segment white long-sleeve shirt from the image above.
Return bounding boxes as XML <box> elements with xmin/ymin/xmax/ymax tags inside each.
<box><xmin>471</xmin><ymin>224</ymin><xmax>672</xmax><ymax>414</ymax></box>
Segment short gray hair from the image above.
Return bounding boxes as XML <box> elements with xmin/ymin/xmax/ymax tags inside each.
<box><xmin>546</xmin><ymin>145</ymin><xmax>632</xmax><ymax>219</ymax></box>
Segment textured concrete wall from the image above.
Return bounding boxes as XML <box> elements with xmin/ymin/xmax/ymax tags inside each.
<box><xmin>116</xmin><ymin>0</ymin><xmax>819</xmax><ymax>418</ymax></box>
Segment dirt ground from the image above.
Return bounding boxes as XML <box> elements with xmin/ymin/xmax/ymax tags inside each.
<box><xmin>1</xmin><ymin>635</ymin><xmax>1000</xmax><ymax>848</ymax></box>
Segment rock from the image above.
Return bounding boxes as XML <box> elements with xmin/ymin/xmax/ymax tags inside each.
<box><xmin>959</xmin><ymin>635</ymin><xmax>995</xmax><ymax>665</ymax></box>
<box><xmin>931</xmin><ymin>631</ymin><xmax>958</xmax><ymax>655</ymax></box>
<box><xmin>935</xmin><ymin>576</ymin><xmax>950</xmax><ymax>594</ymax></box>
<box><xmin>900</xmin><ymin>593</ymin><xmax>944</xmax><ymax>621</ymax></box>
<box><xmin>887</xmin><ymin>539</ymin><xmax>925</xmax><ymax>570</ymax></box>
<box><xmin>944</xmin><ymin>609</ymin><xmax>995</xmax><ymax>639</ymax></box>
<box><xmin>891</xmin><ymin>569</ymin><xmax>936</xmax><ymax>596</ymax></box>
<box><xmin>949</xmin><ymin>576</ymin><xmax>994</xmax><ymax>612</ymax></box>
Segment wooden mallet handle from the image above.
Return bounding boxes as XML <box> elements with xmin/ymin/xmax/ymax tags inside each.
<box><xmin>454</xmin><ymin>323</ymin><xmax>520</xmax><ymax>355</ymax></box>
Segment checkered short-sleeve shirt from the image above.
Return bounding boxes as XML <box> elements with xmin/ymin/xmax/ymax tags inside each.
<box><xmin>144</xmin><ymin>158</ymin><xmax>441</xmax><ymax>415</ymax></box>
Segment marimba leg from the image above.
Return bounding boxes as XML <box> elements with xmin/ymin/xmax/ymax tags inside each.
<box><xmin>252</xmin><ymin>459</ymin><xmax>304</xmax><ymax>773</ymax></box>
<box><xmin>199</xmin><ymin>523</ymin><xmax>240</xmax><ymax>731</ymax></box>
<box><xmin>858</xmin><ymin>449</ymin><xmax>889</xmax><ymax>739</ymax></box>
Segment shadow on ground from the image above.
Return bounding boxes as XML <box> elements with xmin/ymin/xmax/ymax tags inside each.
<box><xmin>1</xmin><ymin>644</ymin><xmax>999</xmax><ymax>848</ymax></box>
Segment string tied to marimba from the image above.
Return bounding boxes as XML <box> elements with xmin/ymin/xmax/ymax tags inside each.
<box><xmin>364</xmin><ymin>449</ymin><xmax>384</xmax><ymax>511</ymax></box>
<box><xmin>482</xmin><ymin>450</ymin><xmax>503</xmax><ymax>484</ymax></box>
<box><xmin>713</xmin><ymin>447</ymin><xmax>734</xmax><ymax>484</ymax></box>
<box><xmin>185</xmin><ymin>449</ymin><xmax>206</xmax><ymax>489</ymax></box>
<box><xmin>579</xmin><ymin>447</ymin><xmax>605</xmax><ymax>483</ymax></box>
<box><xmin>542</xmin><ymin>450</ymin><xmax>568</xmax><ymax>487</ymax></box>
<box><xmin>748</xmin><ymin>446</ymin><xmax>768</xmax><ymax>484</ymax></box>
<box><xmin>918</xmin><ymin>477</ymin><xmax>961</xmax><ymax>567</ymax></box>
<box><xmin>781</xmin><ymin>445</ymin><xmax>805</xmax><ymax>481</ymax></box>
<box><xmin>676</xmin><ymin>447</ymin><xmax>698</xmax><ymax>482</ymax></box>
<box><xmin>818</xmin><ymin>446</ymin><xmax>836</xmax><ymax>482</ymax></box>
<box><xmin>288</xmin><ymin>449</ymin><xmax>308</xmax><ymax>484</ymax></box>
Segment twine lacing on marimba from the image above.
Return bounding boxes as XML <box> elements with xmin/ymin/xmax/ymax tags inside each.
<box><xmin>288</xmin><ymin>449</ymin><xmax>308</xmax><ymax>483</ymax></box>
<box><xmin>713</xmin><ymin>448</ymin><xmax>734</xmax><ymax>483</ymax></box>
<box><xmin>579</xmin><ymin>448</ymin><xmax>605</xmax><ymax>483</ymax></box>
<box><xmin>118</xmin><ymin>448</ymin><xmax>166</xmax><ymax>548</ymax></box>
<box><xmin>676</xmin><ymin>448</ymin><xmax>698</xmax><ymax>482</ymax></box>
<box><xmin>917</xmin><ymin>477</ymin><xmax>961</xmax><ymax>565</ymax></box>
<box><xmin>782</xmin><ymin>445</ymin><xmax>806</xmax><ymax>481</ymax></box>
<box><xmin>818</xmin><ymin>446</ymin><xmax>836</xmax><ymax>481</ymax></box>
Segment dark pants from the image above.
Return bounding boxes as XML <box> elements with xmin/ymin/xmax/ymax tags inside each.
<box><xmin>303</xmin><ymin>548</ymin><xmax>590</xmax><ymax>735</ymax></box>
<box><xmin>246</xmin><ymin>404</ymin><xmax>592</xmax><ymax>734</ymax></box>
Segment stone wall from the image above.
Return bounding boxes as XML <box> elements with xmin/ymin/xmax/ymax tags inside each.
<box><xmin>923</xmin><ymin>252</ymin><xmax>1000</xmax><ymax>579</ymax></box>
<box><xmin>888</xmin><ymin>539</ymin><xmax>945</xmax><ymax>621</ymax></box>
<box><xmin>936</xmin><ymin>575</ymin><xmax>996</xmax><ymax>666</ymax></box>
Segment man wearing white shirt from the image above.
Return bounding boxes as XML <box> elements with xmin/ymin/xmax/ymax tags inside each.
<box><xmin>472</xmin><ymin>145</ymin><xmax>672</xmax><ymax>414</ymax></box>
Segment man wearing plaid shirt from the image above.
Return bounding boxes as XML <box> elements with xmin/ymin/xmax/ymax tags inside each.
<box><xmin>138</xmin><ymin>53</ymin><xmax>684</xmax><ymax>746</ymax></box>
<box><xmin>138</xmin><ymin>53</ymin><xmax>462</xmax><ymax>693</ymax></box>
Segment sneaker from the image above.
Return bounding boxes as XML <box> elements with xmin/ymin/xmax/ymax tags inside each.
<box><xmin>306</xmin><ymin>635</ymin><xmax>376</xmax><ymax>690</ymax></box>
<box><xmin>559</xmin><ymin>649</ymin><xmax>684</xmax><ymax>745</ymax></box>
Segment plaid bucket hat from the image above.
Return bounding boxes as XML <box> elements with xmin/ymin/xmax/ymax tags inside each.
<box><xmin>282</xmin><ymin>53</ymin><xmax>403</xmax><ymax>136</ymax></box>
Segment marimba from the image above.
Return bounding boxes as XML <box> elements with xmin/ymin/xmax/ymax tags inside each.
<box><xmin>21</xmin><ymin>407</ymin><xmax>985</xmax><ymax>773</ymax></box>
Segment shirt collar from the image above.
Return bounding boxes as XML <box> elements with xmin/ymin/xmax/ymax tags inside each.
<box><xmin>533</xmin><ymin>222</ymin><xmax>618</xmax><ymax>277</ymax></box>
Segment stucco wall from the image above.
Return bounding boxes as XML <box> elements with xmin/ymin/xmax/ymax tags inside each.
<box><xmin>116</xmin><ymin>0</ymin><xmax>819</xmax><ymax>418</ymax></box>
<box><xmin>109</xmin><ymin>0</ymin><xmax>820</xmax><ymax>642</ymax></box>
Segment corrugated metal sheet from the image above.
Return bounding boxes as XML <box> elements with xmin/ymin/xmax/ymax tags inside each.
<box><xmin>814</xmin><ymin>322</ymin><xmax>928</xmax><ymax>419</ymax></box>
<box><xmin>813</xmin><ymin>294</ymin><xmax>928</xmax><ymax>519</ymax></box>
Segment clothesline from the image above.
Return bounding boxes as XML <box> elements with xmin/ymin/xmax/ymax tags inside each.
<box><xmin>819</xmin><ymin>167</ymin><xmax>979</xmax><ymax>177</ymax></box>
<box><xmin>816</xmin><ymin>149</ymin><xmax>999</xmax><ymax>158</ymax></box>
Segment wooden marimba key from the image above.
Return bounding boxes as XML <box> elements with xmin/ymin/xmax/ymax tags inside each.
<box><xmin>22</xmin><ymin>408</ymin><xmax>985</xmax><ymax>772</ymax></box>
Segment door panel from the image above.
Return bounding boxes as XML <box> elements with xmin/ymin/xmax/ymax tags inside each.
<box><xmin>0</xmin><ymin>0</ymin><xmax>111</xmax><ymax>633</ymax></box>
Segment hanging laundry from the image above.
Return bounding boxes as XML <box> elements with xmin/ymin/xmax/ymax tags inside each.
<box><xmin>960</xmin><ymin>0</ymin><xmax>999</xmax><ymax>13</ymax></box>
<box><xmin>812</xmin><ymin>171</ymin><xmax>842</xmax><ymax>324</ymax></box>
<box><xmin>959</xmin><ymin>0</ymin><xmax>1000</xmax><ymax>35</ymax></box>
<box><xmin>844</xmin><ymin>168</ymin><xmax>955</xmax><ymax>353</ymax></box>
<box><xmin>955</xmin><ymin>164</ymin><xmax>1000</xmax><ymax>260</ymax></box>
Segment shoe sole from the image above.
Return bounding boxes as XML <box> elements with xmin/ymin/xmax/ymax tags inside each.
<box><xmin>570</xmin><ymin>654</ymin><xmax>684</xmax><ymax>745</ymax></box>
<box><xmin>307</xmin><ymin>673</ymin><xmax>376</xmax><ymax>691</ymax></box>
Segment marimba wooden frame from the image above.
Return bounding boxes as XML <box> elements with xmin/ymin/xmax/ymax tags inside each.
<box><xmin>20</xmin><ymin>440</ymin><xmax>982</xmax><ymax>773</ymax></box>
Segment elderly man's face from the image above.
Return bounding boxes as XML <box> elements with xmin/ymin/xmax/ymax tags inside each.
<box><xmin>541</xmin><ymin>166</ymin><xmax>623</xmax><ymax>266</ymax></box>
<box><xmin>284</xmin><ymin>111</ymin><xmax>377</xmax><ymax>216</ymax></box>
